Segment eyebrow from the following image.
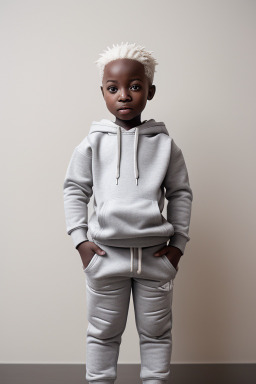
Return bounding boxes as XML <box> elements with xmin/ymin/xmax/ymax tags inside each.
<box><xmin>106</xmin><ymin>78</ymin><xmax>143</xmax><ymax>83</ymax></box>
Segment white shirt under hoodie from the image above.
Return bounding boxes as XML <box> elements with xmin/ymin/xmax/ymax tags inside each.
<box><xmin>63</xmin><ymin>118</ymin><xmax>193</xmax><ymax>255</ymax></box>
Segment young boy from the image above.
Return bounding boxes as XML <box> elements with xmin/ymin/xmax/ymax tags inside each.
<box><xmin>63</xmin><ymin>42</ymin><xmax>193</xmax><ymax>384</ymax></box>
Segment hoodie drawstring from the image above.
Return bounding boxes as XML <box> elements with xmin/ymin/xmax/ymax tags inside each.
<box><xmin>116</xmin><ymin>126</ymin><xmax>139</xmax><ymax>185</ymax></box>
<box><xmin>134</xmin><ymin>127</ymin><xmax>139</xmax><ymax>185</ymax></box>
<box><xmin>116</xmin><ymin>126</ymin><xmax>121</xmax><ymax>185</ymax></box>
<box><xmin>130</xmin><ymin>247</ymin><xmax>143</xmax><ymax>274</ymax></box>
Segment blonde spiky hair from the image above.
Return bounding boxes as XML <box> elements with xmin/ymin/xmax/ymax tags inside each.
<box><xmin>95</xmin><ymin>42</ymin><xmax>158</xmax><ymax>84</ymax></box>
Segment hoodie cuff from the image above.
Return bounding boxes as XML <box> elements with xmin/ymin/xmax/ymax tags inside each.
<box><xmin>70</xmin><ymin>228</ymin><xmax>89</xmax><ymax>249</ymax></box>
<box><xmin>168</xmin><ymin>233</ymin><xmax>189</xmax><ymax>255</ymax></box>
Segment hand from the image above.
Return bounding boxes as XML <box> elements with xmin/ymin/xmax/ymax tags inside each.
<box><xmin>154</xmin><ymin>245</ymin><xmax>182</xmax><ymax>270</ymax></box>
<box><xmin>77</xmin><ymin>241</ymin><xmax>106</xmax><ymax>269</ymax></box>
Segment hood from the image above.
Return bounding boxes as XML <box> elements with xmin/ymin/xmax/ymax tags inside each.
<box><xmin>88</xmin><ymin>118</ymin><xmax>170</xmax><ymax>185</ymax></box>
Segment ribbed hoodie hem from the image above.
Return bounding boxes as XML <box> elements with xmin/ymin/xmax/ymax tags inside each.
<box><xmin>91</xmin><ymin>235</ymin><xmax>170</xmax><ymax>248</ymax></box>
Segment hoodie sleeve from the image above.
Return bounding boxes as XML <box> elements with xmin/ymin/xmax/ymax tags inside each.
<box><xmin>63</xmin><ymin>137</ymin><xmax>93</xmax><ymax>249</ymax></box>
<box><xmin>163</xmin><ymin>139</ymin><xmax>193</xmax><ymax>255</ymax></box>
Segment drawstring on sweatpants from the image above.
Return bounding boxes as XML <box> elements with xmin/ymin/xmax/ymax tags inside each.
<box><xmin>130</xmin><ymin>247</ymin><xmax>143</xmax><ymax>274</ymax></box>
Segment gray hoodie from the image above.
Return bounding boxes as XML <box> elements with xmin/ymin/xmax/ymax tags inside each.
<box><xmin>63</xmin><ymin>118</ymin><xmax>193</xmax><ymax>254</ymax></box>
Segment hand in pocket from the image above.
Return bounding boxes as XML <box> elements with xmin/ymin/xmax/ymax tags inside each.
<box><xmin>153</xmin><ymin>245</ymin><xmax>182</xmax><ymax>270</ymax></box>
<box><xmin>77</xmin><ymin>241</ymin><xmax>106</xmax><ymax>269</ymax></box>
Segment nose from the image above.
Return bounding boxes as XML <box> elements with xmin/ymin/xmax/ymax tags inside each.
<box><xmin>118</xmin><ymin>87</ymin><xmax>132</xmax><ymax>102</ymax></box>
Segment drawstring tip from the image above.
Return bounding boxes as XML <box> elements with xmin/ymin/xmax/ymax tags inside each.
<box><xmin>130</xmin><ymin>247</ymin><xmax>134</xmax><ymax>272</ymax></box>
<box><xmin>137</xmin><ymin>247</ymin><xmax>142</xmax><ymax>274</ymax></box>
<box><xmin>136</xmin><ymin>178</ymin><xmax>138</xmax><ymax>185</ymax></box>
<box><xmin>130</xmin><ymin>247</ymin><xmax>142</xmax><ymax>274</ymax></box>
<box><xmin>116</xmin><ymin>178</ymin><xmax>118</xmax><ymax>185</ymax></box>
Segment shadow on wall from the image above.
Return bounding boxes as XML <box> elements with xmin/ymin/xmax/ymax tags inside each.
<box><xmin>174</xmin><ymin>202</ymin><xmax>241</xmax><ymax>362</ymax></box>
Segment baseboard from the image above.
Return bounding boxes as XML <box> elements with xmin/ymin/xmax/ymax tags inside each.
<box><xmin>0</xmin><ymin>363</ymin><xmax>255</xmax><ymax>384</ymax></box>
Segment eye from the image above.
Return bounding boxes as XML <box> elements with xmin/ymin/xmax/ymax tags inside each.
<box><xmin>130</xmin><ymin>84</ymin><xmax>141</xmax><ymax>91</ymax></box>
<box><xmin>107</xmin><ymin>86</ymin><xmax>117</xmax><ymax>93</ymax></box>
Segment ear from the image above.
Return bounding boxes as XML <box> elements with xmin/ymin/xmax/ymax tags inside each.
<box><xmin>100</xmin><ymin>86</ymin><xmax>104</xmax><ymax>97</ymax></box>
<box><xmin>147</xmin><ymin>84</ymin><xmax>156</xmax><ymax>100</ymax></box>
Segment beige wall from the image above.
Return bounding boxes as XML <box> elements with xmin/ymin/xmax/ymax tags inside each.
<box><xmin>1</xmin><ymin>0</ymin><xmax>255</xmax><ymax>363</ymax></box>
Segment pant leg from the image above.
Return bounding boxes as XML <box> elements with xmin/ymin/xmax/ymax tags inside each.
<box><xmin>132</xmin><ymin>242</ymin><xmax>178</xmax><ymax>384</ymax></box>
<box><xmin>83</xmin><ymin>241</ymin><xmax>132</xmax><ymax>384</ymax></box>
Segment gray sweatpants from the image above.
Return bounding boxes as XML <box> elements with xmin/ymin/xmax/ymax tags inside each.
<box><xmin>82</xmin><ymin>240</ymin><xmax>178</xmax><ymax>384</ymax></box>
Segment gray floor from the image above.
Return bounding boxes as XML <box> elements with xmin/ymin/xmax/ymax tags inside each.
<box><xmin>1</xmin><ymin>364</ymin><xmax>256</xmax><ymax>384</ymax></box>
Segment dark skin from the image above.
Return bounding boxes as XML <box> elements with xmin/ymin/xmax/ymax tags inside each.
<box><xmin>78</xmin><ymin>58</ymin><xmax>182</xmax><ymax>270</ymax></box>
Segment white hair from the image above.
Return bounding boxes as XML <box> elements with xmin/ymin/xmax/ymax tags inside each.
<box><xmin>95</xmin><ymin>42</ymin><xmax>158</xmax><ymax>84</ymax></box>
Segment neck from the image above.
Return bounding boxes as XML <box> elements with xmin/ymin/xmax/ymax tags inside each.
<box><xmin>115</xmin><ymin>115</ymin><xmax>142</xmax><ymax>130</ymax></box>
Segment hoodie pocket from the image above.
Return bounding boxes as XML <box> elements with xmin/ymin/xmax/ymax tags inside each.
<box><xmin>95</xmin><ymin>197</ymin><xmax>170</xmax><ymax>240</ymax></box>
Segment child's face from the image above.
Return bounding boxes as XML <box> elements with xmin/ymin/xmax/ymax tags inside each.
<box><xmin>101</xmin><ymin>58</ymin><xmax>155</xmax><ymax>125</ymax></box>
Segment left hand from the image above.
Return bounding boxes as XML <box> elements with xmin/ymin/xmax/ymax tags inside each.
<box><xmin>154</xmin><ymin>245</ymin><xmax>183</xmax><ymax>270</ymax></box>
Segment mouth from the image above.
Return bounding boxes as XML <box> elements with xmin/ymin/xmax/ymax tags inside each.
<box><xmin>118</xmin><ymin>107</ymin><xmax>133</xmax><ymax>115</ymax></box>
<box><xmin>118</xmin><ymin>106</ymin><xmax>133</xmax><ymax>111</ymax></box>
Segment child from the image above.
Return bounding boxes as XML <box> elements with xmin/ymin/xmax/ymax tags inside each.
<box><xmin>63</xmin><ymin>42</ymin><xmax>193</xmax><ymax>384</ymax></box>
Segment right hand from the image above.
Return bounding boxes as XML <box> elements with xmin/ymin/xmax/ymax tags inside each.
<box><xmin>77</xmin><ymin>241</ymin><xmax>106</xmax><ymax>269</ymax></box>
